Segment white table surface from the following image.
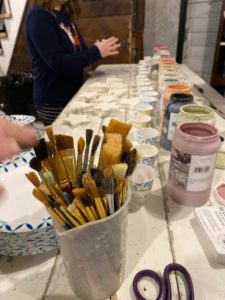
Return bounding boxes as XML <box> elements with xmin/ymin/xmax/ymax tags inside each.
<box><xmin>1</xmin><ymin>64</ymin><xmax>225</xmax><ymax>300</ymax></box>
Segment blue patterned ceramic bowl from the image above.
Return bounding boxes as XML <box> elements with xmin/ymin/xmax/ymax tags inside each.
<box><xmin>129</xmin><ymin>164</ymin><xmax>155</xmax><ymax>192</ymax></box>
<box><xmin>135</xmin><ymin>144</ymin><xmax>159</xmax><ymax>166</ymax></box>
<box><xmin>135</xmin><ymin>128</ymin><xmax>159</xmax><ymax>145</ymax></box>
<box><xmin>0</xmin><ymin>150</ymin><xmax>58</xmax><ymax>256</ymax></box>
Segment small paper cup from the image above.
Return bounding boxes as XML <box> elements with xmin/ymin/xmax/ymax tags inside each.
<box><xmin>128</xmin><ymin>165</ymin><xmax>155</xmax><ymax>205</ymax></box>
<box><xmin>135</xmin><ymin>144</ymin><xmax>159</xmax><ymax>166</ymax></box>
<box><xmin>132</xmin><ymin>113</ymin><xmax>151</xmax><ymax>129</ymax></box>
<box><xmin>135</xmin><ymin>128</ymin><xmax>159</xmax><ymax>145</ymax></box>
<box><xmin>135</xmin><ymin>103</ymin><xmax>154</xmax><ymax>116</ymax></box>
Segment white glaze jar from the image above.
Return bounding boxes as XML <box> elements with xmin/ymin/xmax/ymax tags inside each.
<box><xmin>176</xmin><ymin>104</ymin><xmax>216</xmax><ymax>127</ymax></box>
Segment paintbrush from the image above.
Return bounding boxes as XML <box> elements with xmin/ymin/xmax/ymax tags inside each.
<box><xmin>102</xmin><ymin>144</ymin><xmax>121</xmax><ymax>177</ymax></box>
<box><xmin>72</xmin><ymin>197</ymin><xmax>94</xmax><ymax>222</ymax></box>
<box><xmin>83</xmin><ymin>129</ymin><xmax>93</xmax><ymax>172</ymax></box>
<box><xmin>123</xmin><ymin>138</ymin><xmax>133</xmax><ymax>153</ymax></box>
<box><xmin>67</xmin><ymin>203</ymin><xmax>87</xmax><ymax>225</ymax></box>
<box><xmin>59</xmin><ymin>205</ymin><xmax>81</xmax><ymax>227</ymax></box>
<box><xmin>97</xmin><ymin>125</ymin><xmax>108</xmax><ymax>170</ymax></box>
<box><xmin>86</xmin><ymin>179</ymin><xmax>107</xmax><ymax>219</ymax></box>
<box><xmin>121</xmin><ymin>178</ymin><xmax>128</xmax><ymax>205</ymax></box>
<box><xmin>122</xmin><ymin>149</ymin><xmax>138</xmax><ymax>177</ymax></box>
<box><xmin>112</xmin><ymin>163</ymin><xmax>128</xmax><ymax>208</ymax></box>
<box><xmin>106</xmin><ymin>119</ymin><xmax>132</xmax><ymax>144</ymax></box>
<box><xmin>26</xmin><ymin>172</ymin><xmax>41</xmax><ymax>187</ymax></box>
<box><xmin>92</xmin><ymin>169</ymin><xmax>108</xmax><ymax>214</ymax></box>
<box><xmin>48</xmin><ymin>207</ymin><xmax>71</xmax><ymax>230</ymax></box>
<box><xmin>32</xmin><ymin>187</ymin><xmax>50</xmax><ymax>208</ymax></box>
<box><xmin>88</xmin><ymin>135</ymin><xmax>101</xmax><ymax>172</ymax></box>
<box><xmin>55</xmin><ymin>134</ymin><xmax>77</xmax><ymax>189</ymax></box>
<box><xmin>33</xmin><ymin>188</ymin><xmax>71</xmax><ymax>230</ymax></box>
<box><xmin>76</xmin><ymin>137</ymin><xmax>85</xmax><ymax>186</ymax></box>
<box><xmin>45</xmin><ymin>125</ymin><xmax>70</xmax><ymax>190</ymax></box>
<box><xmin>47</xmin><ymin>197</ymin><xmax>75</xmax><ymax>228</ymax></box>
<box><xmin>80</xmin><ymin>196</ymin><xmax>98</xmax><ymax>221</ymax></box>
<box><xmin>72</xmin><ymin>187</ymin><xmax>87</xmax><ymax>198</ymax></box>
<box><xmin>29</xmin><ymin>157</ymin><xmax>67</xmax><ymax>206</ymax></box>
<box><xmin>81</xmin><ymin>195</ymin><xmax>98</xmax><ymax>220</ymax></box>
<box><xmin>33</xmin><ymin>138</ymin><xmax>52</xmax><ymax>172</ymax></box>
<box><xmin>102</xmin><ymin>177</ymin><xmax>115</xmax><ymax>215</ymax></box>
<box><xmin>26</xmin><ymin>172</ymin><xmax>50</xmax><ymax>196</ymax></box>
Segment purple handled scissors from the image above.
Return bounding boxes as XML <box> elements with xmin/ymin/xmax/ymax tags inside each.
<box><xmin>133</xmin><ymin>263</ymin><xmax>194</xmax><ymax>300</ymax></box>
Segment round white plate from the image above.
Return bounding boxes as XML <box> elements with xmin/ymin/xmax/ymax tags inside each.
<box><xmin>10</xmin><ymin>114</ymin><xmax>36</xmax><ymax>125</ymax></box>
<box><xmin>0</xmin><ymin>165</ymin><xmax>51</xmax><ymax>232</ymax></box>
<box><xmin>0</xmin><ymin>150</ymin><xmax>51</xmax><ymax>232</ymax></box>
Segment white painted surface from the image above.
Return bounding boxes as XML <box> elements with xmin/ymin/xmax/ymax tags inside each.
<box><xmin>0</xmin><ymin>0</ymin><xmax>27</xmax><ymax>75</ymax></box>
<box><xmin>1</xmin><ymin>64</ymin><xmax>225</xmax><ymax>299</ymax></box>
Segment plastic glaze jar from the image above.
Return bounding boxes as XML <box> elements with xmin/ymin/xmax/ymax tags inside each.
<box><xmin>160</xmin><ymin>93</ymin><xmax>193</xmax><ymax>151</ymax></box>
<box><xmin>160</xmin><ymin>84</ymin><xmax>192</xmax><ymax>129</ymax></box>
<box><xmin>176</xmin><ymin>104</ymin><xmax>216</xmax><ymax>126</ymax></box>
<box><xmin>167</xmin><ymin>123</ymin><xmax>221</xmax><ymax>206</ymax></box>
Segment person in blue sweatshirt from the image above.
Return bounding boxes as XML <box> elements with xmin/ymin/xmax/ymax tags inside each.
<box><xmin>26</xmin><ymin>0</ymin><xmax>121</xmax><ymax>125</ymax></box>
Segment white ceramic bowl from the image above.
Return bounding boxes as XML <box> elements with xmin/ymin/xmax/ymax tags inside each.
<box><xmin>135</xmin><ymin>144</ymin><xmax>159</xmax><ymax>166</ymax></box>
<box><xmin>135</xmin><ymin>128</ymin><xmax>159</xmax><ymax>145</ymax></box>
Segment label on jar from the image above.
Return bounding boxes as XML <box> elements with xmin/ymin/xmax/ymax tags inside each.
<box><xmin>167</xmin><ymin>112</ymin><xmax>177</xmax><ymax>141</ymax></box>
<box><xmin>169</xmin><ymin>147</ymin><xmax>216</xmax><ymax>192</ymax></box>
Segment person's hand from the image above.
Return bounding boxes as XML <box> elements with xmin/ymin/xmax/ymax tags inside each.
<box><xmin>0</xmin><ymin>118</ymin><xmax>37</xmax><ymax>161</ymax></box>
<box><xmin>0</xmin><ymin>118</ymin><xmax>38</xmax><ymax>197</ymax></box>
<box><xmin>95</xmin><ymin>37</ymin><xmax>121</xmax><ymax>58</ymax></box>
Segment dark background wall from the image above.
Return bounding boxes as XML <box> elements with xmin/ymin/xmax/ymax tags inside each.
<box><xmin>9</xmin><ymin>0</ymin><xmax>145</xmax><ymax>73</ymax></box>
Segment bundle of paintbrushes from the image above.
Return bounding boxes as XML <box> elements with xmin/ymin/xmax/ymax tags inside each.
<box><xmin>27</xmin><ymin>119</ymin><xmax>139</xmax><ymax>230</ymax></box>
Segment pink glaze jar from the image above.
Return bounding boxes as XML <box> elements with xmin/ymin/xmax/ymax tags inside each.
<box><xmin>167</xmin><ymin>122</ymin><xmax>221</xmax><ymax>206</ymax></box>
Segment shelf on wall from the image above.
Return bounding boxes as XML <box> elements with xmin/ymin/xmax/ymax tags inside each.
<box><xmin>0</xmin><ymin>0</ymin><xmax>12</xmax><ymax>19</ymax></box>
<box><xmin>0</xmin><ymin>19</ymin><xmax>7</xmax><ymax>37</ymax></box>
<box><xmin>0</xmin><ymin>41</ymin><xmax>3</xmax><ymax>55</ymax></box>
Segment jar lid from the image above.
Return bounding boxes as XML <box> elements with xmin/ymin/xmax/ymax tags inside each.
<box><xmin>171</xmin><ymin>93</ymin><xmax>193</xmax><ymax>103</ymax></box>
<box><xmin>214</xmin><ymin>184</ymin><xmax>225</xmax><ymax>206</ymax></box>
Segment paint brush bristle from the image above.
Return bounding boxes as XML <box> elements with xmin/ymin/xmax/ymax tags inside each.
<box><xmin>29</xmin><ymin>157</ymin><xmax>43</xmax><ymax>173</ymax></box>
<box><xmin>102</xmin><ymin>177</ymin><xmax>114</xmax><ymax>195</ymax></box>
<box><xmin>102</xmin><ymin>144</ymin><xmax>120</xmax><ymax>169</ymax></box>
<box><xmin>83</xmin><ymin>129</ymin><xmax>94</xmax><ymax>171</ymax></box>
<box><xmin>86</xmin><ymin>129</ymin><xmax>94</xmax><ymax>146</ymax></box>
<box><xmin>33</xmin><ymin>138</ymin><xmax>48</xmax><ymax>161</ymax></box>
<box><xmin>26</xmin><ymin>172</ymin><xmax>41</xmax><ymax>187</ymax></box>
<box><xmin>106</xmin><ymin>119</ymin><xmax>132</xmax><ymax>141</ymax></box>
<box><xmin>91</xmin><ymin>135</ymin><xmax>101</xmax><ymax>155</ymax></box>
<box><xmin>87</xmin><ymin>179</ymin><xmax>99</xmax><ymax>198</ymax></box>
<box><xmin>112</xmin><ymin>163</ymin><xmax>128</xmax><ymax>180</ymax></box>
<box><xmin>126</xmin><ymin>160</ymin><xmax>137</xmax><ymax>177</ymax></box>
<box><xmin>77</xmin><ymin>137</ymin><xmax>85</xmax><ymax>154</ymax></box>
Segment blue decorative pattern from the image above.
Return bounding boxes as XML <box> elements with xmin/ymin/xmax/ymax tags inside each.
<box><xmin>0</xmin><ymin>227</ymin><xmax>58</xmax><ymax>256</ymax></box>
<box><xmin>130</xmin><ymin>180</ymin><xmax>153</xmax><ymax>191</ymax></box>
<box><xmin>137</xmin><ymin>136</ymin><xmax>158</xmax><ymax>145</ymax></box>
<box><xmin>0</xmin><ymin>217</ymin><xmax>52</xmax><ymax>233</ymax></box>
<box><xmin>141</xmin><ymin>156</ymin><xmax>157</xmax><ymax>166</ymax></box>
<box><xmin>0</xmin><ymin>150</ymin><xmax>35</xmax><ymax>175</ymax></box>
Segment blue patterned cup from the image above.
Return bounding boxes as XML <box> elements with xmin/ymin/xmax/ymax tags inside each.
<box><xmin>135</xmin><ymin>144</ymin><xmax>159</xmax><ymax>166</ymax></box>
<box><xmin>135</xmin><ymin>128</ymin><xmax>159</xmax><ymax>145</ymax></box>
<box><xmin>129</xmin><ymin>164</ymin><xmax>155</xmax><ymax>191</ymax></box>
